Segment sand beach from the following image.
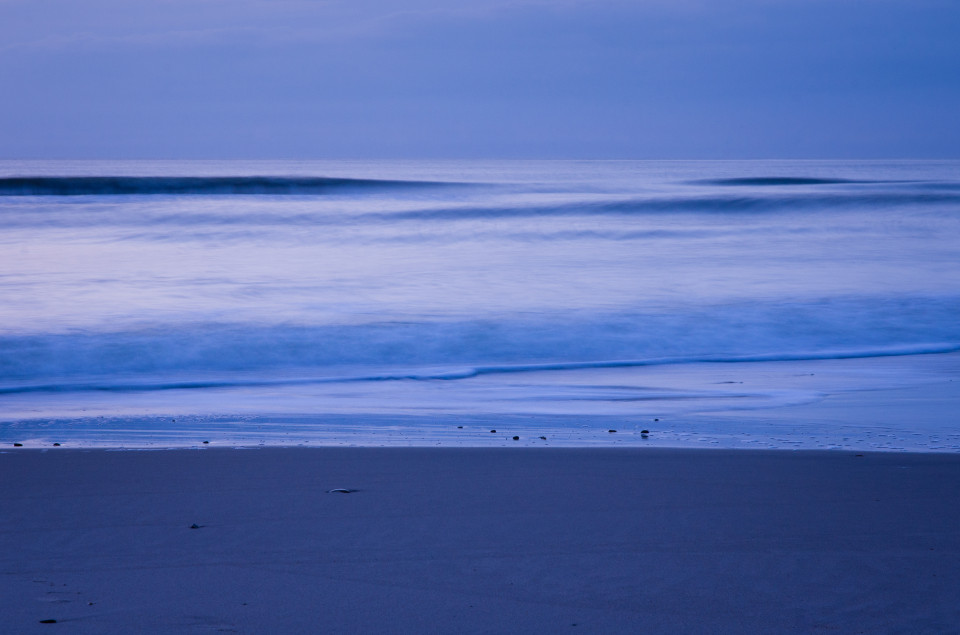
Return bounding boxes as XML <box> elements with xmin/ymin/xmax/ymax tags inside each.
<box><xmin>2</xmin><ymin>447</ymin><xmax>959</xmax><ymax>633</ymax></box>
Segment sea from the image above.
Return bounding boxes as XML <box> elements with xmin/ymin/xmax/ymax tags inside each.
<box><xmin>1</xmin><ymin>159</ymin><xmax>959</xmax><ymax>450</ymax></box>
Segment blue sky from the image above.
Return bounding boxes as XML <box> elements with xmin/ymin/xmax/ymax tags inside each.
<box><xmin>2</xmin><ymin>0</ymin><xmax>958</xmax><ymax>158</ymax></box>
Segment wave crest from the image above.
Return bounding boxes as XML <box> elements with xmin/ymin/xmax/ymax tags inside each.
<box><xmin>0</xmin><ymin>176</ymin><xmax>452</xmax><ymax>196</ymax></box>
<box><xmin>2</xmin><ymin>342</ymin><xmax>958</xmax><ymax>396</ymax></box>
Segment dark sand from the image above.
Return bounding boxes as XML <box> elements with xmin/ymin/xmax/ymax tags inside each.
<box><xmin>2</xmin><ymin>448</ymin><xmax>959</xmax><ymax>633</ymax></box>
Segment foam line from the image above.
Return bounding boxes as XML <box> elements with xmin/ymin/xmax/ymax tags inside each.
<box><xmin>2</xmin><ymin>343</ymin><xmax>956</xmax><ymax>396</ymax></box>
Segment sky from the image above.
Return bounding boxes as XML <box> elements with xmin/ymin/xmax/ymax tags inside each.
<box><xmin>1</xmin><ymin>0</ymin><xmax>959</xmax><ymax>159</ymax></box>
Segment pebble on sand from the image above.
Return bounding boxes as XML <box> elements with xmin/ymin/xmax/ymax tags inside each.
<box><xmin>512</xmin><ymin>436</ymin><xmax>520</xmax><ymax>440</ymax></box>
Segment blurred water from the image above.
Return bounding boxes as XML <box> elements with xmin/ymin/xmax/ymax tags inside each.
<box><xmin>1</xmin><ymin>159</ymin><xmax>959</xmax><ymax>447</ymax></box>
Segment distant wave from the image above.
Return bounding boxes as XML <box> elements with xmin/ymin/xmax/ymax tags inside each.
<box><xmin>370</xmin><ymin>191</ymin><xmax>960</xmax><ymax>223</ymax></box>
<box><xmin>691</xmin><ymin>177</ymin><xmax>889</xmax><ymax>186</ymax></box>
<box><xmin>3</xmin><ymin>191</ymin><xmax>956</xmax><ymax>233</ymax></box>
<box><xmin>2</xmin><ymin>342</ymin><xmax>957</xmax><ymax>396</ymax></box>
<box><xmin>0</xmin><ymin>176</ymin><xmax>453</xmax><ymax>196</ymax></box>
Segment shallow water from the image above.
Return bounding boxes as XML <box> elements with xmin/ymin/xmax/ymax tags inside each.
<box><xmin>2</xmin><ymin>159</ymin><xmax>959</xmax><ymax>449</ymax></box>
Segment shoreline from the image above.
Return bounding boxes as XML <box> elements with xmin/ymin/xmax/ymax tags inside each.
<box><xmin>3</xmin><ymin>446</ymin><xmax>959</xmax><ymax>633</ymax></box>
<box><xmin>4</xmin><ymin>352</ymin><xmax>959</xmax><ymax>453</ymax></box>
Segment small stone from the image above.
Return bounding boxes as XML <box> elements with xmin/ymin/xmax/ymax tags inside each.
<box><xmin>608</xmin><ymin>429</ymin><xmax>616</xmax><ymax>433</ymax></box>
<box><xmin>512</xmin><ymin>436</ymin><xmax>519</xmax><ymax>440</ymax></box>
<box><xmin>190</xmin><ymin>523</ymin><xmax>201</xmax><ymax>529</ymax></box>
<box><xmin>490</xmin><ymin>429</ymin><xmax>496</xmax><ymax>433</ymax></box>
<box><xmin>457</xmin><ymin>426</ymin><xmax>463</xmax><ymax>429</ymax></box>
<box><xmin>539</xmin><ymin>436</ymin><xmax>547</xmax><ymax>440</ymax></box>
<box><xmin>13</xmin><ymin>443</ymin><xmax>22</xmax><ymax>447</ymax></box>
<box><xmin>53</xmin><ymin>443</ymin><xmax>61</xmax><ymax>447</ymax></box>
<box><xmin>39</xmin><ymin>620</ymin><xmax>57</xmax><ymax>624</ymax></box>
<box><xmin>202</xmin><ymin>441</ymin><xmax>209</xmax><ymax>444</ymax></box>
<box><xmin>640</xmin><ymin>430</ymin><xmax>649</xmax><ymax>434</ymax></box>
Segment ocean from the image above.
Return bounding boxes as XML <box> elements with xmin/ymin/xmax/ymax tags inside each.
<box><xmin>2</xmin><ymin>159</ymin><xmax>959</xmax><ymax>450</ymax></box>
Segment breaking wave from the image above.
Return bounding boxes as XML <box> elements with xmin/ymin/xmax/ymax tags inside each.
<box><xmin>0</xmin><ymin>175</ymin><xmax>454</xmax><ymax>196</ymax></box>
<box><xmin>3</xmin><ymin>294</ymin><xmax>960</xmax><ymax>395</ymax></box>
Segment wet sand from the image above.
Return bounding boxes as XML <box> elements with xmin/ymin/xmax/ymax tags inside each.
<box><xmin>2</xmin><ymin>447</ymin><xmax>959</xmax><ymax>633</ymax></box>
